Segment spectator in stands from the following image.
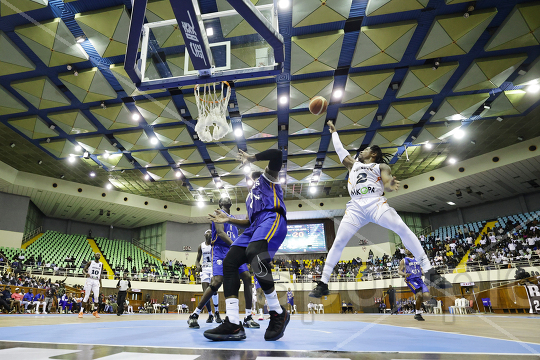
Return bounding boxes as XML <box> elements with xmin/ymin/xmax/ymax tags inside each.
<box><xmin>43</xmin><ymin>286</ymin><xmax>55</xmax><ymax>314</ymax></box>
<box><xmin>32</xmin><ymin>291</ymin><xmax>45</xmax><ymax>314</ymax></box>
<box><xmin>0</xmin><ymin>285</ymin><xmax>13</xmax><ymax>313</ymax></box>
<box><xmin>387</xmin><ymin>285</ymin><xmax>395</xmax><ymax>312</ymax></box>
<box><xmin>22</xmin><ymin>289</ymin><xmax>35</xmax><ymax>313</ymax></box>
<box><xmin>11</xmin><ymin>287</ymin><xmax>23</xmax><ymax>313</ymax></box>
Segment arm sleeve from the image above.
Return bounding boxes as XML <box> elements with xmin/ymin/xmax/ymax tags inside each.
<box><xmin>332</xmin><ymin>132</ymin><xmax>350</xmax><ymax>163</ymax></box>
<box><xmin>116</xmin><ymin>281</ymin><xmax>120</xmax><ymax>287</ymax></box>
<box><xmin>254</xmin><ymin>149</ymin><xmax>282</xmax><ymax>172</ymax></box>
<box><xmin>128</xmin><ymin>281</ymin><xmax>131</xmax><ymax>288</ymax></box>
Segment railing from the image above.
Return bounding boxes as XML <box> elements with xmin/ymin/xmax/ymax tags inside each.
<box><xmin>416</xmin><ymin>225</ymin><xmax>433</xmax><ymax>238</ymax></box>
<box><xmin>130</xmin><ymin>238</ymin><xmax>161</xmax><ymax>259</ymax></box>
<box><xmin>22</xmin><ymin>226</ymin><xmax>42</xmax><ymax>245</ymax></box>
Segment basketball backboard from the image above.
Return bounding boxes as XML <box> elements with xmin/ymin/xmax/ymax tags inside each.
<box><xmin>125</xmin><ymin>0</ymin><xmax>284</xmax><ymax>91</ymax></box>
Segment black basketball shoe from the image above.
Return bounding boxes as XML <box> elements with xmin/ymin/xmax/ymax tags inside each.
<box><xmin>187</xmin><ymin>313</ymin><xmax>200</xmax><ymax>329</ymax></box>
<box><xmin>214</xmin><ymin>311</ymin><xmax>223</xmax><ymax>323</ymax></box>
<box><xmin>264</xmin><ymin>306</ymin><xmax>290</xmax><ymax>341</ymax></box>
<box><xmin>425</xmin><ymin>268</ymin><xmax>452</xmax><ymax>289</ymax></box>
<box><xmin>309</xmin><ymin>281</ymin><xmax>329</xmax><ymax>298</ymax></box>
<box><xmin>243</xmin><ymin>314</ymin><xmax>261</xmax><ymax>328</ymax></box>
<box><xmin>414</xmin><ymin>313</ymin><xmax>425</xmax><ymax>321</ymax></box>
<box><xmin>206</xmin><ymin>314</ymin><xmax>214</xmax><ymax>323</ymax></box>
<box><xmin>203</xmin><ymin>317</ymin><xmax>246</xmax><ymax>341</ymax></box>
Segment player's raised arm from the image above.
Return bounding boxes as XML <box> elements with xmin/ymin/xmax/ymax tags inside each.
<box><xmin>398</xmin><ymin>259</ymin><xmax>408</xmax><ymax>278</ymax></box>
<box><xmin>238</xmin><ymin>148</ymin><xmax>282</xmax><ymax>181</ymax></box>
<box><xmin>327</xmin><ymin>121</ymin><xmax>355</xmax><ymax>171</ymax></box>
<box><xmin>208</xmin><ymin>209</ymin><xmax>250</xmax><ymax>228</ymax></box>
<box><xmin>379</xmin><ymin>163</ymin><xmax>400</xmax><ymax>192</ymax></box>
<box><xmin>214</xmin><ymin>222</ymin><xmax>233</xmax><ymax>246</ymax></box>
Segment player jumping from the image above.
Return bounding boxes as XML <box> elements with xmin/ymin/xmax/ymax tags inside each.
<box><xmin>188</xmin><ymin>197</ymin><xmax>259</xmax><ymax>329</ymax></box>
<box><xmin>398</xmin><ymin>249</ymin><xmax>429</xmax><ymax>321</ymax></box>
<box><xmin>310</xmin><ymin>121</ymin><xmax>451</xmax><ymax>299</ymax></box>
<box><xmin>78</xmin><ymin>253</ymin><xmax>102</xmax><ymax>318</ymax></box>
<box><xmin>204</xmin><ymin>148</ymin><xmax>289</xmax><ymax>341</ymax></box>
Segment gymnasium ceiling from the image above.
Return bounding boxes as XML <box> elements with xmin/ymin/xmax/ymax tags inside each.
<box><xmin>0</xmin><ymin>0</ymin><xmax>540</xmax><ymax>209</ymax></box>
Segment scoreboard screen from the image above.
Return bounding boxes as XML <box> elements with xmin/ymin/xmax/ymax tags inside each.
<box><xmin>276</xmin><ymin>223</ymin><xmax>327</xmax><ymax>254</ymax></box>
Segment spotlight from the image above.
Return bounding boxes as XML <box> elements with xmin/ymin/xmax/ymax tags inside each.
<box><xmin>132</xmin><ymin>113</ymin><xmax>141</xmax><ymax>121</ymax></box>
<box><xmin>496</xmin><ymin>117</ymin><xmax>503</xmax><ymax>122</ymax></box>
<box><xmin>448</xmin><ymin>157</ymin><xmax>457</xmax><ymax>164</ymax></box>
<box><xmin>197</xmin><ymin>201</ymin><xmax>204</xmax><ymax>208</ymax></box>
<box><xmin>432</xmin><ymin>58</ymin><xmax>440</xmax><ymax>70</ymax></box>
<box><xmin>517</xmin><ymin>136</ymin><xmax>524</xmax><ymax>141</ymax></box>
<box><xmin>447</xmin><ymin>201</ymin><xmax>456</xmax><ymax>205</ymax></box>
<box><xmin>206</xmin><ymin>27</ymin><xmax>214</xmax><ymax>36</ymax></box>
<box><xmin>333</xmin><ymin>89</ymin><xmax>343</xmax><ymax>99</ymax></box>
<box><xmin>234</xmin><ymin>128</ymin><xmax>243</xmax><ymax>137</ymax></box>
<box><xmin>279</xmin><ymin>96</ymin><xmax>288</xmax><ymax>105</ymax></box>
<box><xmin>102</xmin><ymin>152</ymin><xmax>110</xmax><ymax>159</ymax></box>
<box><xmin>150</xmin><ymin>137</ymin><xmax>159</xmax><ymax>145</ymax></box>
<box><xmin>100</xmin><ymin>102</ymin><xmax>106</xmax><ymax>109</ymax></box>
<box><xmin>83</xmin><ymin>151</ymin><xmax>90</xmax><ymax>159</ymax></box>
<box><xmin>144</xmin><ymin>174</ymin><xmax>150</xmax><ymax>180</ymax></box>
<box><xmin>221</xmin><ymin>192</ymin><xmax>228</xmax><ymax>199</ymax></box>
<box><xmin>175</xmin><ymin>171</ymin><xmax>181</xmax><ymax>178</ymax></box>
<box><xmin>68</xmin><ymin>156</ymin><xmax>76</xmax><ymax>163</ymax></box>
<box><xmin>424</xmin><ymin>143</ymin><xmax>433</xmax><ymax>150</ymax></box>
<box><xmin>46</xmin><ymin>138</ymin><xmax>51</xmax><ymax>143</ymax></box>
<box><xmin>463</xmin><ymin>12</ymin><xmax>470</xmax><ymax>18</ymax></box>
<box><xmin>60</xmin><ymin>175</ymin><xmax>65</xmax><ymax>179</ymax></box>
<box><xmin>215</xmin><ymin>181</ymin><xmax>222</xmax><ymax>187</ymax></box>
<box><xmin>309</xmin><ymin>186</ymin><xmax>317</xmax><ymax>194</ymax></box>
<box><xmin>247</xmin><ymin>179</ymin><xmax>254</xmax><ymax>186</ymax></box>
<box><xmin>527</xmin><ymin>84</ymin><xmax>540</xmax><ymax>93</ymax></box>
<box><xmin>312</xmin><ymin>175</ymin><xmax>319</xmax><ymax>181</ymax></box>
<box><xmin>74</xmin><ymin>145</ymin><xmax>82</xmax><ymax>151</ymax></box>
<box><xmin>10</xmin><ymin>143</ymin><xmax>15</xmax><ymax>148</ymax></box>
<box><xmin>280</xmin><ymin>177</ymin><xmax>286</xmax><ymax>183</ymax></box>
<box><xmin>243</xmin><ymin>164</ymin><xmax>251</xmax><ymax>174</ymax></box>
<box><xmin>37</xmin><ymin>160</ymin><xmax>43</xmax><ymax>165</ymax></box>
<box><xmin>49</xmin><ymin>124</ymin><xmax>55</xmax><ymax>130</ymax></box>
<box><xmin>73</xmin><ymin>70</ymin><xmax>78</xmax><ymax>76</ymax></box>
<box><xmin>483</xmin><ymin>103</ymin><xmax>491</xmax><ymax>110</ymax></box>
<box><xmin>66</xmin><ymin>64</ymin><xmax>73</xmax><ymax>70</ymax></box>
<box><xmin>89</xmin><ymin>172</ymin><xmax>96</xmax><ymax>177</ymax></box>
<box><xmin>75</xmin><ymin>35</ymin><xmax>86</xmax><ymax>43</ymax></box>
<box><xmin>198</xmin><ymin>187</ymin><xmax>204</xmax><ymax>191</ymax></box>
<box><xmin>453</xmin><ymin>129</ymin><xmax>465</xmax><ymax>139</ymax></box>
<box><xmin>471</xmin><ymin>140</ymin><xmax>476</xmax><ymax>145</ymax></box>
<box><xmin>278</xmin><ymin>0</ymin><xmax>290</xmax><ymax>9</ymax></box>
<box><xmin>106</xmin><ymin>183</ymin><xmax>113</xmax><ymax>190</ymax></box>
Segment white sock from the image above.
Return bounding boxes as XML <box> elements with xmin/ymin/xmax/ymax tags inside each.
<box><xmin>321</xmin><ymin>221</ymin><xmax>358</xmax><ymax>283</ymax></box>
<box><xmin>264</xmin><ymin>290</ymin><xmax>283</xmax><ymax>314</ymax></box>
<box><xmin>226</xmin><ymin>298</ymin><xmax>240</xmax><ymax>325</ymax></box>
<box><xmin>79</xmin><ymin>303</ymin><xmax>86</xmax><ymax>313</ymax></box>
<box><xmin>416</xmin><ymin>309</ymin><xmax>422</xmax><ymax>315</ymax></box>
<box><xmin>245</xmin><ymin>309</ymin><xmax>251</xmax><ymax>317</ymax></box>
<box><xmin>193</xmin><ymin>307</ymin><xmax>201</xmax><ymax>315</ymax></box>
<box><xmin>212</xmin><ymin>294</ymin><xmax>219</xmax><ymax>311</ymax></box>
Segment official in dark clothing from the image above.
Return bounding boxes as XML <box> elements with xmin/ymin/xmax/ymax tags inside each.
<box><xmin>116</xmin><ymin>274</ymin><xmax>131</xmax><ymax>316</ymax></box>
<box><xmin>387</xmin><ymin>285</ymin><xmax>396</xmax><ymax>314</ymax></box>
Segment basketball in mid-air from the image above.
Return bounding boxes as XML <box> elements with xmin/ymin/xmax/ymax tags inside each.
<box><xmin>309</xmin><ymin>96</ymin><xmax>328</xmax><ymax>115</ymax></box>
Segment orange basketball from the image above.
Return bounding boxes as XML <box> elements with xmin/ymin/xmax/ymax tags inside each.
<box><xmin>309</xmin><ymin>96</ymin><xmax>328</xmax><ymax>115</ymax></box>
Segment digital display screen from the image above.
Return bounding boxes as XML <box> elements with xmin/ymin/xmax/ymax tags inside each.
<box><xmin>276</xmin><ymin>223</ymin><xmax>327</xmax><ymax>254</ymax></box>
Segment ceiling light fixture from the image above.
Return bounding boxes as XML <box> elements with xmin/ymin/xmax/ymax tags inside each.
<box><xmin>68</xmin><ymin>155</ymin><xmax>76</xmax><ymax>163</ymax></box>
<box><xmin>333</xmin><ymin>89</ymin><xmax>343</xmax><ymax>99</ymax></box>
<box><xmin>278</xmin><ymin>0</ymin><xmax>290</xmax><ymax>9</ymax></box>
<box><xmin>280</xmin><ymin>177</ymin><xmax>286</xmax><ymax>183</ymax></box>
<box><xmin>247</xmin><ymin>179</ymin><xmax>254</xmax><ymax>186</ymax></box>
<box><xmin>89</xmin><ymin>172</ymin><xmax>96</xmax><ymax>177</ymax></box>
<box><xmin>424</xmin><ymin>143</ymin><xmax>433</xmax><ymax>150</ymax></box>
<box><xmin>197</xmin><ymin>201</ymin><xmax>204</xmax><ymax>208</ymax></box>
<box><xmin>279</xmin><ymin>96</ymin><xmax>288</xmax><ymax>105</ymax></box>
<box><xmin>106</xmin><ymin>183</ymin><xmax>113</xmax><ymax>190</ymax></box>
<box><xmin>215</xmin><ymin>181</ymin><xmax>222</xmax><ymax>187</ymax></box>
<box><xmin>243</xmin><ymin>164</ymin><xmax>251</xmax><ymax>174</ymax></box>
<box><xmin>234</xmin><ymin>128</ymin><xmax>243</xmax><ymax>137</ymax></box>
<box><xmin>144</xmin><ymin>174</ymin><xmax>150</xmax><ymax>180</ymax></box>
<box><xmin>175</xmin><ymin>171</ymin><xmax>181</xmax><ymax>178</ymax></box>
<box><xmin>83</xmin><ymin>151</ymin><xmax>90</xmax><ymax>159</ymax></box>
<box><xmin>527</xmin><ymin>84</ymin><xmax>540</xmax><ymax>93</ymax></box>
<box><xmin>496</xmin><ymin>117</ymin><xmax>503</xmax><ymax>122</ymax></box>
<box><xmin>74</xmin><ymin>145</ymin><xmax>82</xmax><ymax>151</ymax></box>
<box><xmin>309</xmin><ymin>186</ymin><xmax>317</xmax><ymax>194</ymax></box>
<box><xmin>102</xmin><ymin>152</ymin><xmax>110</xmax><ymax>159</ymax></box>
<box><xmin>132</xmin><ymin>113</ymin><xmax>140</xmax><ymax>121</ymax></box>
<box><xmin>453</xmin><ymin>129</ymin><xmax>465</xmax><ymax>139</ymax></box>
<box><xmin>206</xmin><ymin>27</ymin><xmax>214</xmax><ymax>36</ymax></box>
<box><xmin>447</xmin><ymin>201</ymin><xmax>456</xmax><ymax>205</ymax></box>
<box><xmin>150</xmin><ymin>137</ymin><xmax>159</xmax><ymax>145</ymax></box>
<box><xmin>448</xmin><ymin>158</ymin><xmax>457</xmax><ymax>164</ymax></box>
<box><xmin>75</xmin><ymin>35</ymin><xmax>86</xmax><ymax>43</ymax></box>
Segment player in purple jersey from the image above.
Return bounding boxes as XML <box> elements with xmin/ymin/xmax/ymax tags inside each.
<box><xmin>187</xmin><ymin>196</ymin><xmax>259</xmax><ymax>329</ymax></box>
<box><xmin>205</xmin><ymin>149</ymin><xmax>289</xmax><ymax>342</ymax></box>
<box><xmin>398</xmin><ymin>249</ymin><xmax>430</xmax><ymax>321</ymax></box>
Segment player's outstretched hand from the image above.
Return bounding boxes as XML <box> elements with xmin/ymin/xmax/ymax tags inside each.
<box><xmin>327</xmin><ymin>120</ymin><xmax>336</xmax><ymax>134</ymax></box>
<box><xmin>238</xmin><ymin>149</ymin><xmax>256</xmax><ymax>166</ymax></box>
<box><xmin>389</xmin><ymin>176</ymin><xmax>400</xmax><ymax>191</ymax></box>
<box><xmin>208</xmin><ymin>209</ymin><xmax>230</xmax><ymax>223</ymax></box>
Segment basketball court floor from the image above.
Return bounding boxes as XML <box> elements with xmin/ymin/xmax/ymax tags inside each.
<box><xmin>1</xmin><ymin>313</ymin><xmax>539</xmax><ymax>359</ymax></box>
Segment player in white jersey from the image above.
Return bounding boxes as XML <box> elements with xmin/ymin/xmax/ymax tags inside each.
<box><xmin>310</xmin><ymin>121</ymin><xmax>451</xmax><ymax>298</ymax></box>
<box><xmin>79</xmin><ymin>253</ymin><xmax>102</xmax><ymax>318</ymax></box>
<box><xmin>195</xmin><ymin>230</ymin><xmax>216</xmax><ymax>322</ymax></box>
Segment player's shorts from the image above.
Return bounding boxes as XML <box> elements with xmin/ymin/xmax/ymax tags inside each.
<box><xmin>200</xmin><ymin>268</ymin><xmax>212</xmax><ymax>283</ymax></box>
<box><xmin>405</xmin><ymin>277</ymin><xmax>429</xmax><ymax>294</ymax></box>
<box><xmin>288</xmin><ymin>298</ymin><xmax>294</xmax><ymax>306</ymax></box>
<box><xmin>213</xmin><ymin>250</ymin><xmax>248</xmax><ymax>276</ymax></box>
<box><xmin>84</xmin><ymin>278</ymin><xmax>100</xmax><ymax>297</ymax></box>
<box><xmin>341</xmin><ymin>196</ymin><xmax>393</xmax><ymax>229</ymax></box>
<box><xmin>233</xmin><ymin>211</ymin><xmax>287</xmax><ymax>253</ymax></box>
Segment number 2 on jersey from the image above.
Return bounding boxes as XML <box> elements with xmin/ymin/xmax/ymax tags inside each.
<box><xmin>356</xmin><ymin>172</ymin><xmax>367</xmax><ymax>184</ymax></box>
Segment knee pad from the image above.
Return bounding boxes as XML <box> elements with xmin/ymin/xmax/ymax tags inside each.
<box><xmin>210</xmin><ymin>284</ymin><xmax>221</xmax><ymax>293</ymax></box>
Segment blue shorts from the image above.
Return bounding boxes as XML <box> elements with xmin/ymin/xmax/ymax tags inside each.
<box><xmin>287</xmin><ymin>298</ymin><xmax>294</xmax><ymax>306</ymax></box>
<box><xmin>233</xmin><ymin>211</ymin><xmax>287</xmax><ymax>252</ymax></box>
<box><xmin>213</xmin><ymin>253</ymin><xmax>248</xmax><ymax>276</ymax></box>
<box><xmin>405</xmin><ymin>277</ymin><xmax>429</xmax><ymax>294</ymax></box>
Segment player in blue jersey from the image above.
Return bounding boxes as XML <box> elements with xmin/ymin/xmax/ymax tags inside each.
<box><xmin>287</xmin><ymin>288</ymin><xmax>294</xmax><ymax>313</ymax></box>
<box><xmin>398</xmin><ymin>249</ymin><xmax>430</xmax><ymax>321</ymax></box>
<box><xmin>187</xmin><ymin>196</ymin><xmax>259</xmax><ymax>329</ymax></box>
<box><xmin>204</xmin><ymin>148</ymin><xmax>289</xmax><ymax>342</ymax></box>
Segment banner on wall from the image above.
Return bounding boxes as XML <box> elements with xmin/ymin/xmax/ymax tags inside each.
<box><xmin>524</xmin><ymin>284</ymin><xmax>540</xmax><ymax>314</ymax></box>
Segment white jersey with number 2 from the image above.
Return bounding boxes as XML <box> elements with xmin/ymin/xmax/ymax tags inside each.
<box><xmin>348</xmin><ymin>162</ymin><xmax>384</xmax><ymax>199</ymax></box>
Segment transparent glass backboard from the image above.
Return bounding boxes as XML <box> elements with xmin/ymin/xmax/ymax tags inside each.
<box><xmin>139</xmin><ymin>3</ymin><xmax>278</xmax><ymax>87</ymax></box>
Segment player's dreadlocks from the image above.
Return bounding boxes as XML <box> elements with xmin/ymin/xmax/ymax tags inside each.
<box><xmin>369</xmin><ymin>145</ymin><xmax>392</xmax><ymax>164</ymax></box>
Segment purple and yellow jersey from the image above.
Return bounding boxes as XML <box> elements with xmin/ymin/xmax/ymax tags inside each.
<box><xmin>404</xmin><ymin>257</ymin><xmax>422</xmax><ymax>281</ymax></box>
<box><xmin>246</xmin><ymin>173</ymin><xmax>287</xmax><ymax>224</ymax></box>
<box><xmin>211</xmin><ymin>210</ymin><xmax>238</xmax><ymax>260</ymax></box>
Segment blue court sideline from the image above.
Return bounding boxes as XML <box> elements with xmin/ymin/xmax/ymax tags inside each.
<box><xmin>1</xmin><ymin>316</ymin><xmax>539</xmax><ymax>355</ymax></box>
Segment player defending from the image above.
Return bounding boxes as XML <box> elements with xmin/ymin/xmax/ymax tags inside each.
<box><xmin>194</xmin><ymin>229</ymin><xmax>216</xmax><ymax>323</ymax></box>
<box><xmin>188</xmin><ymin>197</ymin><xmax>259</xmax><ymax>329</ymax></box>
<box><xmin>310</xmin><ymin>121</ymin><xmax>450</xmax><ymax>299</ymax></box>
<box><xmin>78</xmin><ymin>253</ymin><xmax>102</xmax><ymax>318</ymax></box>
<box><xmin>204</xmin><ymin>148</ymin><xmax>289</xmax><ymax>342</ymax></box>
<box><xmin>398</xmin><ymin>249</ymin><xmax>430</xmax><ymax>321</ymax></box>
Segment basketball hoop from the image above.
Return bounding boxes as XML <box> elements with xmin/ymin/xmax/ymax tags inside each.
<box><xmin>194</xmin><ymin>81</ymin><xmax>231</xmax><ymax>142</ymax></box>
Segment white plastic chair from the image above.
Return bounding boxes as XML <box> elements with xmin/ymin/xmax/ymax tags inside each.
<box><xmin>152</xmin><ymin>304</ymin><xmax>159</xmax><ymax>313</ymax></box>
<box><xmin>307</xmin><ymin>303</ymin><xmax>314</xmax><ymax>314</ymax></box>
<box><xmin>317</xmin><ymin>304</ymin><xmax>324</xmax><ymax>314</ymax></box>
<box><xmin>434</xmin><ymin>300</ymin><xmax>442</xmax><ymax>314</ymax></box>
<box><xmin>177</xmin><ymin>305</ymin><xmax>182</xmax><ymax>314</ymax></box>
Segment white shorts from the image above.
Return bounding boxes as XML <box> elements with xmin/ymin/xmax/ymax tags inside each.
<box><xmin>200</xmin><ymin>269</ymin><xmax>212</xmax><ymax>283</ymax></box>
<box><xmin>84</xmin><ymin>278</ymin><xmax>100</xmax><ymax>296</ymax></box>
<box><xmin>341</xmin><ymin>196</ymin><xmax>393</xmax><ymax>229</ymax></box>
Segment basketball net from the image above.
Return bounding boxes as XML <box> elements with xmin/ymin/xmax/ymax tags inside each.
<box><xmin>194</xmin><ymin>81</ymin><xmax>231</xmax><ymax>142</ymax></box>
